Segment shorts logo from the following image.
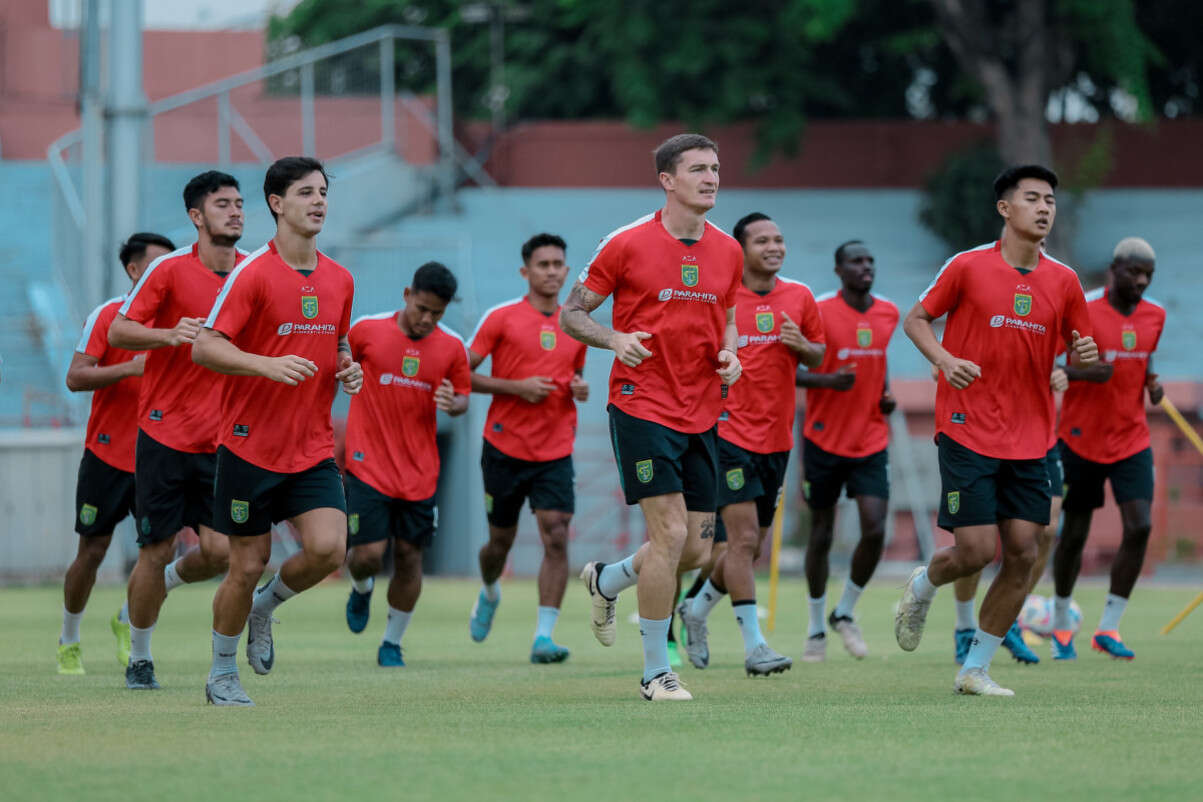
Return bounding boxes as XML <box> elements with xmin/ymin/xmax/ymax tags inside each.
<box><xmin>540</xmin><ymin>330</ymin><xmax>556</xmax><ymax>351</ymax></box>
<box><xmin>681</xmin><ymin>264</ymin><xmax>699</xmax><ymax>288</ymax></box>
<box><xmin>402</xmin><ymin>356</ymin><xmax>420</xmax><ymax>377</ymax></box>
<box><xmin>755</xmin><ymin>312</ymin><xmax>774</xmax><ymax>333</ymax></box>
<box><xmin>726</xmin><ymin>468</ymin><xmax>745</xmax><ymax>491</ymax></box>
<box><xmin>947</xmin><ymin>491</ymin><xmax>960</xmax><ymax>515</ymax></box>
<box><xmin>140</xmin><ymin>517</ymin><xmax>152</xmax><ymax>536</ymax></box>
<box><xmin>230</xmin><ymin>499</ymin><xmax>250</xmax><ymax>525</ymax></box>
<box><xmin>484</xmin><ymin>493</ymin><xmax>493</xmax><ymax>514</ymax></box>
<box><xmin>856</xmin><ymin>327</ymin><xmax>873</xmax><ymax>347</ymax></box>
<box><xmin>658</xmin><ymin>288</ymin><xmax>673</xmax><ymax>302</ymax></box>
<box><xmin>1013</xmin><ymin>293</ymin><xmax>1032</xmax><ymax>317</ymax></box>
<box><xmin>301</xmin><ymin>295</ymin><xmax>319</xmax><ymax>319</ymax></box>
<box><xmin>635</xmin><ymin>459</ymin><xmax>654</xmax><ymax>484</ymax></box>
<box><xmin>348</xmin><ymin>513</ymin><xmax>359</xmax><ymax>535</ymax></box>
<box><xmin>803</xmin><ymin>480</ymin><xmax>811</xmax><ymax>500</ymax></box>
<box><xmin>277</xmin><ymin>323</ymin><xmax>293</xmax><ymax>335</ymax></box>
<box><xmin>79</xmin><ymin>504</ymin><xmax>97</xmax><ymax>526</ymax></box>
<box><xmin>1122</xmin><ymin>330</ymin><xmax>1137</xmax><ymax>351</ymax></box>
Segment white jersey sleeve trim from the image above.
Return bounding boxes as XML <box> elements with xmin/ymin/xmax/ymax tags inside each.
<box><xmin>1041</xmin><ymin>252</ymin><xmax>1080</xmax><ymax>276</ymax></box>
<box><xmin>350</xmin><ymin>311</ymin><xmax>397</xmax><ymax>330</ymax></box>
<box><xmin>776</xmin><ymin>275</ymin><xmax>815</xmax><ymax>294</ymax></box>
<box><xmin>467</xmin><ymin>296</ymin><xmax>524</xmax><ymax>346</ymax></box>
<box><xmin>118</xmin><ymin>245</ymin><xmax>193</xmax><ymax>316</ymax></box>
<box><xmin>75</xmin><ymin>296</ymin><xmax>124</xmax><ymax>353</ymax></box>
<box><xmin>918</xmin><ymin>241</ymin><xmax>995</xmax><ymax>302</ymax></box>
<box><xmin>1142</xmin><ymin>294</ymin><xmax>1165</xmax><ymax>310</ymax></box>
<box><xmin>204</xmin><ymin>244</ymin><xmax>271</xmax><ymax>328</ymax></box>
<box><xmin>814</xmin><ymin>290</ymin><xmax>839</xmax><ymax>302</ymax></box>
<box><xmin>1084</xmin><ymin>287</ymin><xmax>1106</xmax><ymax>302</ymax></box>
<box><xmin>579</xmin><ymin>212</ymin><xmax>655</xmax><ymax>284</ymax></box>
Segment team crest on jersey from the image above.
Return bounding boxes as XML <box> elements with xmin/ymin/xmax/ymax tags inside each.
<box><xmin>1013</xmin><ymin>293</ymin><xmax>1032</xmax><ymax>317</ymax></box>
<box><xmin>230</xmin><ymin>499</ymin><xmax>249</xmax><ymax>524</ymax></box>
<box><xmin>681</xmin><ymin>264</ymin><xmax>699</xmax><ymax>288</ymax></box>
<box><xmin>348</xmin><ymin>513</ymin><xmax>359</xmax><ymax>536</ymax></box>
<box><xmin>1122</xmin><ymin>329</ymin><xmax>1137</xmax><ymax>351</ymax></box>
<box><xmin>947</xmin><ymin>491</ymin><xmax>960</xmax><ymax>515</ymax></box>
<box><xmin>301</xmin><ymin>295</ymin><xmax>319</xmax><ymax>319</ymax></box>
<box><xmin>726</xmin><ymin>468</ymin><xmax>745</xmax><ymax>491</ymax></box>
<box><xmin>540</xmin><ymin>330</ymin><xmax>556</xmax><ymax>351</ymax></box>
<box><xmin>635</xmin><ymin>459</ymin><xmax>654</xmax><ymax>484</ymax></box>
<box><xmin>79</xmin><ymin>504</ymin><xmax>97</xmax><ymax>526</ymax></box>
<box><xmin>856</xmin><ymin>326</ymin><xmax>873</xmax><ymax>347</ymax></box>
<box><xmin>402</xmin><ymin>356</ymin><xmax>420</xmax><ymax>377</ymax></box>
<box><xmin>755</xmin><ymin>312</ymin><xmax>774</xmax><ymax>333</ymax></box>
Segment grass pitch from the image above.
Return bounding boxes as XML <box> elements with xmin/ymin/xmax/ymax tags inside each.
<box><xmin>2</xmin><ymin>576</ymin><xmax>1202</xmax><ymax>801</ymax></box>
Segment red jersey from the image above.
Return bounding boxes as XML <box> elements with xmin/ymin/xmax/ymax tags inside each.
<box><xmin>469</xmin><ymin>296</ymin><xmax>587</xmax><ymax>462</ymax></box>
<box><xmin>1058</xmin><ymin>288</ymin><xmax>1165</xmax><ymax>463</ymax></box>
<box><xmin>919</xmin><ymin>241</ymin><xmax>1091</xmax><ymax>460</ymax></box>
<box><xmin>120</xmin><ymin>244</ymin><xmax>243</xmax><ymax>454</ymax></box>
<box><xmin>205</xmin><ymin>241</ymin><xmax>354</xmax><ymax>473</ymax></box>
<box><xmin>803</xmin><ymin>291</ymin><xmax>900</xmax><ymax>458</ymax></box>
<box><xmin>344</xmin><ymin>314</ymin><xmax>471</xmax><ymax>500</ymax></box>
<box><xmin>580</xmin><ymin>210</ymin><xmax>742</xmax><ymax>433</ymax></box>
<box><xmin>719</xmin><ymin>278</ymin><xmax>824</xmax><ymax>454</ymax></box>
<box><xmin>76</xmin><ymin>297</ymin><xmax>142</xmax><ymax>472</ymax></box>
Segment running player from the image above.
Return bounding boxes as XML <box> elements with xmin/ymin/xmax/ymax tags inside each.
<box><xmin>563</xmin><ymin>133</ymin><xmax>743</xmax><ymax>701</ymax></box>
<box><xmin>895</xmin><ymin>164</ymin><xmax>1096</xmax><ymax>696</ymax></box>
<box><xmin>678</xmin><ymin>212</ymin><xmax>823</xmax><ymax>676</ymax></box>
<box><xmin>194</xmin><ymin>157</ymin><xmax>361</xmax><ymax>706</ymax></box>
<box><xmin>58</xmin><ymin>232</ymin><xmax>174</xmax><ymax>675</ymax></box>
<box><xmin>794</xmin><ymin>240</ymin><xmax>899</xmax><ymax>662</ymax></box>
<box><xmin>109</xmin><ymin>172</ymin><xmax>246</xmax><ymax>690</ymax></box>
<box><xmin>1051</xmin><ymin>237</ymin><xmax>1164</xmax><ymax>661</ymax></box>
<box><xmin>465</xmin><ymin>233</ymin><xmax>588</xmax><ymax>664</ymax></box>
<box><xmin>342</xmin><ymin>262</ymin><xmax>470</xmax><ymax>667</ymax></box>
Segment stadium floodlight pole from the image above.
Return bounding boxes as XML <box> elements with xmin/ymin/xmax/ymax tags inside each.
<box><xmin>106</xmin><ymin>0</ymin><xmax>147</xmax><ymax>300</ymax></box>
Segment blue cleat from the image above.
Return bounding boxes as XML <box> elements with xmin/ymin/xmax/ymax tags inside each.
<box><xmin>469</xmin><ymin>589</ymin><xmax>499</xmax><ymax>643</ymax></box>
<box><xmin>954</xmin><ymin>628</ymin><xmax>975</xmax><ymax>665</ymax></box>
<box><xmin>1002</xmin><ymin>621</ymin><xmax>1040</xmax><ymax>664</ymax></box>
<box><xmin>346</xmin><ymin>587</ymin><xmax>372</xmax><ymax>634</ymax></box>
<box><xmin>1051</xmin><ymin>629</ymin><xmax>1077</xmax><ymax>660</ymax></box>
<box><xmin>377</xmin><ymin>641</ymin><xmax>405</xmax><ymax>667</ymax></box>
<box><xmin>1091</xmin><ymin>630</ymin><xmax>1134</xmax><ymax>660</ymax></box>
<box><xmin>530</xmin><ymin>636</ymin><xmax>570</xmax><ymax>664</ymax></box>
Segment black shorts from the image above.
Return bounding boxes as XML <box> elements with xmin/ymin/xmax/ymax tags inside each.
<box><xmin>1045</xmin><ymin>446</ymin><xmax>1064</xmax><ymax>499</ymax></box>
<box><xmin>480</xmin><ymin>439</ymin><xmax>574</xmax><ymax>528</ymax></box>
<box><xmin>607</xmin><ymin>404</ymin><xmax>717</xmax><ymax>512</ymax></box>
<box><xmin>134</xmin><ymin>430</ymin><xmax>215</xmax><ymax>546</ymax></box>
<box><xmin>716</xmin><ymin>437</ymin><xmax>789</xmax><ymax>528</ymax></box>
<box><xmin>345</xmin><ymin>471</ymin><xmax>437</xmax><ymax>549</ymax></box>
<box><xmin>74</xmin><ymin>449</ymin><xmax>136</xmax><ymax>537</ymax></box>
<box><xmin>801</xmin><ymin>438</ymin><xmax>890</xmax><ymax>510</ymax></box>
<box><xmin>1059</xmin><ymin>442</ymin><xmax>1154</xmax><ymax>512</ymax></box>
<box><xmin>936</xmin><ymin>434</ymin><xmax>1051</xmax><ymax>532</ymax></box>
<box><xmin>213</xmin><ymin>446</ymin><xmax>346</xmax><ymax>536</ymax></box>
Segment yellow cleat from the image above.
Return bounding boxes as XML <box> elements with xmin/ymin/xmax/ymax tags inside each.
<box><xmin>57</xmin><ymin>642</ymin><xmax>85</xmax><ymax>675</ymax></box>
<box><xmin>111</xmin><ymin>611</ymin><xmax>131</xmax><ymax>666</ymax></box>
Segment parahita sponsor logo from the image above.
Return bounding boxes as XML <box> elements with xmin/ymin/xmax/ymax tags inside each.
<box><xmin>657</xmin><ymin>287</ymin><xmax>719</xmax><ymax>305</ymax></box>
<box><xmin>277</xmin><ymin>321</ymin><xmax>335</xmax><ymax>335</ymax></box>
<box><xmin>987</xmin><ymin>314</ymin><xmax>1046</xmax><ymax>335</ymax></box>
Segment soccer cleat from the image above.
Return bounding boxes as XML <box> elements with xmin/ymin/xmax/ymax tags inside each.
<box><xmin>468</xmin><ymin>589</ymin><xmax>499</xmax><ymax>643</ymax></box>
<box><xmin>802</xmin><ymin>633</ymin><xmax>826</xmax><ymax>663</ymax></box>
<box><xmin>110</xmin><ymin>611</ymin><xmax>131</xmax><ymax>666</ymax></box>
<box><xmin>829</xmin><ymin>612</ymin><xmax>868</xmax><ymax>659</ymax></box>
<box><xmin>57</xmin><ymin>643</ymin><xmax>85</xmax><ymax>675</ymax></box>
<box><xmin>954</xmin><ymin>667</ymin><xmax>1015</xmax><ymax>696</ymax></box>
<box><xmin>579</xmin><ymin>562</ymin><xmax>616</xmax><ymax>647</ymax></box>
<box><xmin>125</xmin><ymin>659</ymin><xmax>160</xmax><ymax>690</ymax></box>
<box><xmin>1091</xmin><ymin>630</ymin><xmax>1135</xmax><ymax>660</ymax></box>
<box><xmin>895</xmin><ymin>566</ymin><xmax>932</xmax><ymax>651</ymax></box>
<box><xmin>205</xmin><ymin>672</ymin><xmax>254</xmax><ymax>707</ymax></box>
<box><xmin>745</xmin><ymin>643</ymin><xmax>793</xmax><ymax>676</ymax></box>
<box><xmin>345</xmin><ymin>586</ymin><xmax>372</xmax><ymax>634</ymax></box>
<box><xmin>1051</xmin><ymin>630</ymin><xmax>1077</xmax><ymax>660</ymax></box>
<box><xmin>954</xmin><ymin>628</ymin><xmax>975</xmax><ymax>665</ymax></box>
<box><xmin>667</xmin><ymin>640</ymin><xmax>683</xmax><ymax>668</ymax></box>
<box><xmin>377</xmin><ymin>641</ymin><xmax>405</xmax><ymax>667</ymax></box>
<box><xmin>678</xmin><ymin>604</ymin><xmax>709</xmax><ymax>669</ymax></box>
<box><xmin>530</xmin><ymin>636</ymin><xmax>570</xmax><ymax>664</ymax></box>
<box><xmin>640</xmin><ymin>671</ymin><xmax>692</xmax><ymax>701</ymax></box>
<box><xmin>1002</xmin><ymin>621</ymin><xmax>1040</xmax><ymax>664</ymax></box>
<box><xmin>246</xmin><ymin>612</ymin><xmax>276</xmax><ymax>675</ymax></box>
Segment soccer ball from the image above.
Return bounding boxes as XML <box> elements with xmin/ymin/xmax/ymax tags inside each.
<box><xmin>1019</xmin><ymin>594</ymin><xmax>1082</xmax><ymax>638</ymax></box>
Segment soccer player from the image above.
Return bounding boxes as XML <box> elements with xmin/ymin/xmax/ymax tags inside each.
<box><xmin>562</xmin><ymin>133</ymin><xmax>743</xmax><ymax>701</ymax></box>
<box><xmin>58</xmin><ymin>232</ymin><xmax>174</xmax><ymax>675</ymax></box>
<box><xmin>193</xmin><ymin>157</ymin><xmax>361</xmax><ymax>706</ymax></box>
<box><xmin>342</xmin><ymin>263</ymin><xmax>470</xmax><ymax>667</ymax></box>
<box><xmin>678</xmin><ymin>212</ymin><xmax>824</xmax><ymax>676</ymax></box>
<box><xmin>109</xmin><ymin>172</ymin><xmax>247</xmax><ymax>690</ymax></box>
<box><xmin>464</xmin><ymin>233</ymin><xmax>588</xmax><ymax>663</ymax></box>
<box><xmin>793</xmin><ymin>240</ymin><xmax>899</xmax><ymax>662</ymax></box>
<box><xmin>894</xmin><ymin>164</ymin><xmax>1097</xmax><ymax>696</ymax></box>
<box><xmin>1051</xmin><ymin>237</ymin><xmax>1164</xmax><ymax>660</ymax></box>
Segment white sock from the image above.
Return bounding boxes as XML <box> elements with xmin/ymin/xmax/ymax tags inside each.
<box><xmin>1098</xmin><ymin>593</ymin><xmax>1128</xmax><ymax>632</ymax></box>
<box><xmin>912</xmin><ymin>567</ymin><xmax>938</xmax><ymax>601</ymax></box>
<box><xmin>351</xmin><ymin>575</ymin><xmax>374</xmax><ymax>594</ymax></box>
<box><xmin>808</xmin><ymin>595</ymin><xmax>826</xmax><ymax>637</ymax></box>
<box><xmin>597</xmin><ymin>555</ymin><xmax>637</xmax><ymax>599</ymax></box>
<box><xmin>60</xmin><ymin>608</ymin><xmax>84</xmax><ymax>645</ymax></box>
<box><xmin>383</xmin><ymin>605</ymin><xmax>412</xmax><ymax>646</ymax></box>
<box><xmin>535</xmin><ymin>606</ymin><xmax>559</xmax><ymax>640</ymax></box>
<box><xmin>955</xmin><ymin>599</ymin><xmax>976</xmax><ymax>630</ymax></box>
<box><xmin>163</xmin><ymin>559</ymin><xmax>185</xmax><ymax>593</ymax></box>
<box><xmin>209</xmin><ymin>630</ymin><xmax>240</xmax><ymax>679</ymax></box>
<box><xmin>688</xmin><ymin>579</ymin><xmax>725</xmax><ymax>621</ymax></box>
<box><xmin>252</xmin><ymin>573</ymin><xmax>298</xmax><ymax>617</ymax></box>
<box><xmin>129</xmin><ymin>623</ymin><xmax>154</xmax><ymax>663</ymax></box>
<box><xmin>1053</xmin><ymin>595</ymin><xmax>1073</xmax><ymax>631</ymax></box>
<box><xmin>733</xmin><ymin>600</ymin><xmax>766</xmax><ymax>653</ymax></box>
<box><xmin>833</xmin><ymin>580</ymin><xmax>864</xmax><ymax>619</ymax></box>
<box><xmin>118</xmin><ymin>600</ymin><xmax>129</xmax><ymax>623</ymax></box>
<box><xmin>960</xmin><ymin>629</ymin><xmax>1003</xmax><ymax>673</ymax></box>
<box><xmin>482</xmin><ymin>581</ymin><xmax>500</xmax><ymax>603</ymax></box>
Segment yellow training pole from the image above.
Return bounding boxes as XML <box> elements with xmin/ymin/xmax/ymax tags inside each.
<box><xmin>1160</xmin><ymin>395</ymin><xmax>1203</xmax><ymax>457</ymax></box>
<box><xmin>1161</xmin><ymin>591</ymin><xmax>1203</xmax><ymax>635</ymax></box>
<box><xmin>766</xmin><ymin>494</ymin><xmax>785</xmax><ymax>633</ymax></box>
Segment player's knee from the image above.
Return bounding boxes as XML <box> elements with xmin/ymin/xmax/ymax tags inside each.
<box><xmin>200</xmin><ymin>537</ymin><xmax>230</xmax><ymax>571</ymax></box>
<box><xmin>1122</xmin><ymin>523</ymin><xmax>1151</xmax><ymax>546</ymax></box>
<box><xmin>138</xmin><ymin>538</ymin><xmax>175</xmax><ymax>568</ymax></box>
<box><xmin>78</xmin><ymin>537</ymin><xmax>110</xmax><ymax>567</ymax></box>
<box><xmin>679</xmin><ymin>537</ymin><xmax>712</xmax><ymax>572</ymax></box>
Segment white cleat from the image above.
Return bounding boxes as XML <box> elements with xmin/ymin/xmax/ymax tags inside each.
<box><xmin>895</xmin><ymin>567</ymin><xmax>932</xmax><ymax>652</ymax></box>
<box><xmin>579</xmin><ymin>562</ymin><xmax>616</xmax><ymax>647</ymax></box>
<box><xmin>246</xmin><ymin>612</ymin><xmax>276</xmax><ymax>675</ymax></box>
<box><xmin>745</xmin><ymin>642</ymin><xmax>792</xmax><ymax>676</ymax></box>
<box><xmin>801</xmin><ymin>633</ymin><xmax>826</xmax><ymax>663</ymax></box>
<box><xmin>640</xmin><ymin>671</ymin><xmax>693</xmax><ymax>701</ymax></box>
<box><xmin>678</xmin><ymin>603</ymin><xmax>709</xmax><ymax>669</ymax></box>
<box><xmin>954</xmin><ymin>667</ymin><xmax>1015</xmax><ymax>697</ymax></box>
<box><xmin>829</xmin><ymin>613</ymin><xmax>869</xmax><ymax>659</ymax></box>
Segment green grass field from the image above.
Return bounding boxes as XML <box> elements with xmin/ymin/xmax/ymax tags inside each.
<box><xmin>3</xmin><ymin>576</ymin><xmax>1201</xmax><ymax>801</ymax></box>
